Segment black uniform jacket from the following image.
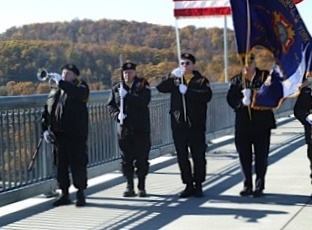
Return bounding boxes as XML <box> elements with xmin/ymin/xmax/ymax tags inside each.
<box><xmin>227</xmin><ymin>68</ymin><xmax>276</xmax><ymax>131</ymax></box>
<box><xmin>42</xmin><ymin>79</ymin><xmax>89</xmax><ymax>139</ymax></box>
<box><xmin>294</xmin><ymin>86</ymin><xmax>312</xmax><ymax>144</ymax></box>
<box><xmin>156</xmin><ymin>70</ymin><xmax>212</xmax><ymax>131</ymax></box>
<box><xmin>107</xmin><ymin>76</ymin><xmax>151</xmax><ymax>134</ymax></box>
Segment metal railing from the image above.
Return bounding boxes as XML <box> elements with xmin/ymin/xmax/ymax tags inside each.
<box><xmin>0</xmin><ymin>83</ymin><xmax>296</xmax><ymax>206</ymax></box>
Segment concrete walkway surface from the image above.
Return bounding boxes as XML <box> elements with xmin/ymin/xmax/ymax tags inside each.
<box><xmin>0</xmin><ymin>116</ymin><xmax>311</xmax><ymax>230</ymax></box>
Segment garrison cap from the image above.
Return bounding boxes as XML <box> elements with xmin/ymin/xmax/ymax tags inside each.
<box><xmin>61</xmin><ymin>63</ymin><xmax>80</xmax><ymax>76</ymax></box>
<box><xmin>181</xmin><ymin>53</ymin><xmax>196</xmax><ymax>64</ymax></box>
<box><xmin>122</xmin><ymin>62</ymin><xmax>137</xmax><ymax>71</ymax></box>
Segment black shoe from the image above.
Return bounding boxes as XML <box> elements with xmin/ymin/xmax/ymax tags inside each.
<box><xmin>123</xmin><ymin>188</ymin><xmax>136</xmax><ymax>197</ymax></box>
<box><xmin>194</xmin><ymin>183</ymin><xmax>204</xmax><ymax>198</ymax></box>
<box><xmin>76</xmin><ymin>190</ymin><xmax>86</xmax><ymax>207</ymax></box>
<box><xmin>253</xmin><ymin>188</ymin><xmax>264</xmax><ymax>197</ymax></box>
<box><xmin>53</xmin><ymin>194</ymin><xmax>71</xmax><ymax>207</ymax></box>
<box><xmin>179</xmin><ymin>184</ymin><xmax>194</xmax><ymax>198</ymax></box>
<box><xmin>239</xmin><ymin>187</ymin><xmax>253</xmax><ymax>196</ymax></box>
<box><xmin>138</xmin><ymin>189</ymin><xmax>147</xmax><ymax>197</ymax></box>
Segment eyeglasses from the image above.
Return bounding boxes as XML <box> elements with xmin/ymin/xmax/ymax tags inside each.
<box><xmin>180</xmin><ymin>61</ymin><xmax>191</xmax><ymax>66</ymax></box>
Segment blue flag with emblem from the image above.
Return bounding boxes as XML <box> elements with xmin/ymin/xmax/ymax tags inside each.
<box><xmin>230</xmin><ymin>0</ymin><xmax>312</xmax><ymax>109</ymax></box>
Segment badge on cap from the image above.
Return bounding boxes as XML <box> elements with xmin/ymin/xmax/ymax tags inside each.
<box><xmin>122</xmin><ymin>62</ymin><xmax>136</xmax><ymax>71</ymax></box>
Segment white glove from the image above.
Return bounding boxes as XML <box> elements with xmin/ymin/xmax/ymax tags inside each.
<box><xmin>171</xmin><ymin>67</ymin><xmax>185</xmax><ymax>78</ymax></box>
<box><xmin>118</xmin><ymin>112</ymin><xmax>127</xmax><ymax>121</ymax></box>
<box><xmin>241</xmin><ymin>88</ymin><xmax>251</xmax><ymax>106</ymax></box>
<box><xmin>179</xmin><ymin>84</ymin><xmax>187</xmax><ymax>95</ymax></box>
<box><xmin>241</xmin><ymin>88</ymin><xmax>251</xmax><ymax>98</ymax></box>
<box><xmin>43</xmin><ymin>130</ymin><xmax>56</xmax><ymax>144</ymax></box>
<box><xmin>119</xmin><ymin>87</ymin><xmax>128</xmax><ymax>98</ymax></box>
<box><xmin>306</xmin><ymin>114</ymin><xmax>312</xmax><ymax>124</ymax></box>
<box><xmin>242</xmin><ymin>97</ymin><xmax>251</xmax><ymax>106</ymax></box>
<box><xmin>52</xmin><ymin>73</ymin><xmax>62</xmax><ymax>85</ymax></box>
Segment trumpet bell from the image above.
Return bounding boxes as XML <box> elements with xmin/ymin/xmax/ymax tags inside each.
<box><xmin>37</xmin><ymin>68</ymin><xmax>49</xmax><ymax>81</ymax></box>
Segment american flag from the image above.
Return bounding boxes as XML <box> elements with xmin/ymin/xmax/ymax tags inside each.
<box><xmin>173</xmin><ymin>0</ymin><xmax>231</xmax><ymax>18</ymax></box>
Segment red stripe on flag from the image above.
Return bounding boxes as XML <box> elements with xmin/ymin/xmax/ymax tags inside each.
<box><xmin>173</xmin><ymin>0</ymin><xmax>204</xmax><ymax>2</ymax></box>
<box><xmin>174</xmin><ymin>7</ymin><xmax>231</xmax><ymax>17</ymax></box>
<box><xmin>293</xmin><ymin>0</ymin><xmax>303</xmax><ymax>4</ymax></box>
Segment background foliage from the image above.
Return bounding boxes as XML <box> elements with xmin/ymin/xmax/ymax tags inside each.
<box><xmin>0</xmin><ymin>18</ymin><xmax>273</xmax><ymax>95</ymax></box>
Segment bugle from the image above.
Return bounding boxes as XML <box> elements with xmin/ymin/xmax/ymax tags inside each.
<box><xmin>36</xmin><ymin>68</ymin><xmax>61</xmax><ymax>86</ymax></box>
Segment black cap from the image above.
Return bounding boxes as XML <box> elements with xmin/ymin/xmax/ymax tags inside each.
<box><xmin>122</xmin><ymin>62</ymin><xmax>136</xmax><ymax>71</ymax></box>
<box><xmin>61</xmin><ymin>63</ymin><xmax>80</xmax><ymax>76</ymax></box>
<box><xmin>181</xmin><ymin>53</ymin><xmax>196</xmax><ymax>64</ymax></box>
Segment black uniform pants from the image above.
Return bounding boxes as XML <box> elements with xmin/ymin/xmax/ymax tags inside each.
<box><xmin>119</xmin><ymin>132</ymin><xmax>151</xmax><ymax>179</ymax></box>
<box><xmin>235</xmin><ymin>128</ymin><xmax>271</xmax><ymax>190</ymax></box>
<box><xmin>306</xmin><ymin>144</ymin><xmax>312</xmax><ymax>180</ymax></box>
<box><xmin>54</xmin><ymin>133</ymin><xmax>88</xmax><ymax>191</ymax></box>
<box><xmin>172</xmin><ymin>128</ymin><xmax>207</xmax><ymax>184</ymax></box>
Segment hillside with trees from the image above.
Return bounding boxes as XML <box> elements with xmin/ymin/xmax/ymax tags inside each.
<box><xmin>0</xmin><ymin>18</ymin><xmax>273</xmax><ymax>96</ymax></box>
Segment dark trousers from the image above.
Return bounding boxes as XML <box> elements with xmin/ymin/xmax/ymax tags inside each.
<box><xmin>54</xmin><ymin>133</ymin><xmax>88</xmax><ymax>191</ymax></box>
<box><xmin>172</xmin><ymin>128</ymin><xmax>207</xmax><ymax>184</ymax></box>
<box><xmin>118</xmin><ymin>132</ymin><xmax>151</xmax><ymax>179</ymax></box>
<box><xmin>235</xmin><ymin>128</ymin><xmax>271</xmax><ymax>190</ymax></box>
<box><xmin>306</xmin><ymin>144</ymin><xmax>312</xmax><ymax>180</ymax></box>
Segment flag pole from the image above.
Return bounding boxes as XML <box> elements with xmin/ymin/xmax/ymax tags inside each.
<box><xmin>174</xmin><ymin>18</ymin><xmax>187</xmax><ymax>122</ymax></box>
<box><xmin>224</xmin><ymin>15</ymin><xmax>229</xmax><ymax>83</ymax></box>
<box><xmin>244</xmin><ymin>0</ymin><xmax>252</xmax><ymax>120</ymax></box>
<box><xmin>119</xmin><ymin>54</ymin><xmax>124</xmax><ymax>125</ymax></box>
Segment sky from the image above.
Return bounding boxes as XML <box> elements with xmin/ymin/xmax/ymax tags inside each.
<box><xmin>0</xmin><ymin>0</ymin><xmax>311</xmax><ymax>34</ymax></box>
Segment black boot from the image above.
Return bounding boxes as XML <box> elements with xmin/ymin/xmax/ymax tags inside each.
<box><xmin>138</xmin><ymin>177</ymin><xmax>146</xmax><ymax>197</ymax></box>
<box><xmin>123</xmin><ymin>178</ymin><xmax>135</xmax><ymax>197</ymax></box>
<box><xmin>194</xmin><ymin>182</ymin><xmax>204</xmax><ymax>198</ymax></box>
<box><xmin>239</xmin><ymin>186</ymin><xmax>253</xmax><ymax>196</ymax></box>
<box><xmin>253</xmin><ymin>179</ymin><xmax>264</xmax><ymax>197</ymax></box>
<box><xmin>179</xmin><ymin>183</ymin><xmax>194</xmax><ymax>198</ymax></box>
<box><xmin>76</xmin><ymin>189</ymin><xmax>86</xmax><ymax>207</ymax></box>
<box><xmin>53</xmin><ymin>189</ymin><xmax>71</xmax><ymax>207</ymax></box>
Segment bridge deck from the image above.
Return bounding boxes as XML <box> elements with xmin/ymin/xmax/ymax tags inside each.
<box><xmin>1</xmin><ymin>116</ymin><xmax>311</xmax><ymax>230</ymax></box>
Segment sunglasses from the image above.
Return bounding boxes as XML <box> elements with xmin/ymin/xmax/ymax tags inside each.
<box><xmin>180</xmin><ymin>61</ymin><xmax>191</xmax><ymax>66</ymax></box>
<box><xmin>241</xmin><ymin>58</ymin><xmax>255</xmax><ymax>65</ymax></box>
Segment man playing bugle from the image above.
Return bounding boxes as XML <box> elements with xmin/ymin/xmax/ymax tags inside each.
<box><xmin>41</xmin><ymin>64</ymin><xmax>89</xmax><ymax>207</ymax></box>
